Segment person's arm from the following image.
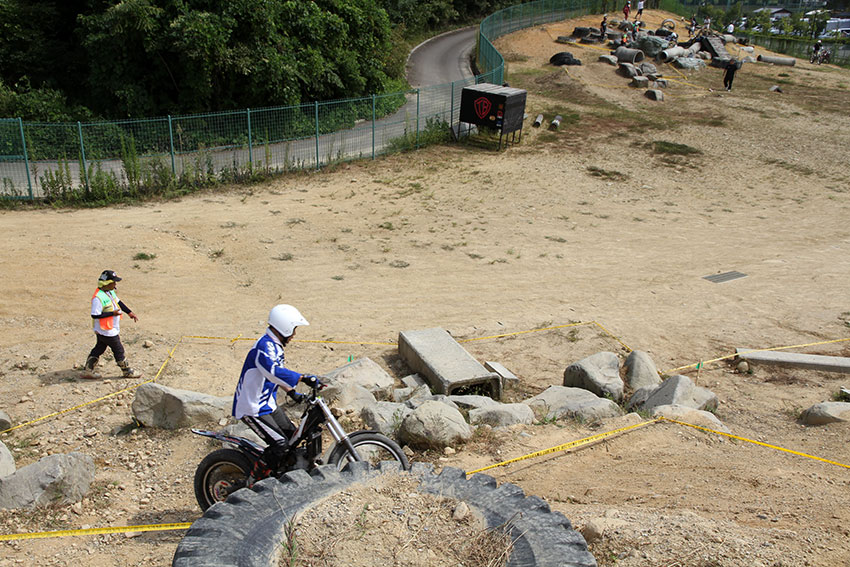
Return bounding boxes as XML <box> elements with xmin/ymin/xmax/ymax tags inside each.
<box><xmin>118</xmin><ymin>300</ymin><xmax>138</xmax><ymax>321</ymax></box>
<box><xmin>255</xmin><ymin>346</ymin><xmax>301</xmax><ymax>388</ymax></box>
<box><xmin>91</xmin><ymin>296</ymin><xmax>109</xmax><ymax>319</ymax></box>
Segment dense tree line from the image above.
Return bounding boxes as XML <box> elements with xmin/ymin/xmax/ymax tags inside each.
<box><xmin>0</xmin><ymin>0</ymin><xmax>517</xmax><ymax>121</ymax></box>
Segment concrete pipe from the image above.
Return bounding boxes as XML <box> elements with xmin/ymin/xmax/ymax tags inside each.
<box><xmin>757</xmin><ymin>54</ymin><xmax>796</xmax><ymax>66</ymax></box>
<box><xmin>549</xmin><ymin>115</ymin><xmax>562</xmax><ymax>130</ymax></box>
<box><xmin>614</xmin><ymin>46</ymin><xmax>645</xmax><ymax>63</ymax></box>
<box><xmin>533</xmin><ymin>114</ymin><xmax>544</xmax><ymax>128</ymax></box>
<box><xmin>659</xmin><ymin>46</ymin><xmax>686</xmax><ymax>62</ymax></box>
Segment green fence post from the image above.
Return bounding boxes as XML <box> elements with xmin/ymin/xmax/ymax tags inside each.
<box><xmin>246</xmin><ymin>108</ymin><xmax>253</xmax><ymax>167</ymax></box>
<box><xmin>167</xmin><ymin>115</ymin><xmax>176</xmax><ymax>177</ymax></box>
<box><xmin>18</xmin><ymin>118</ymin><xmax>33</xmax><ymax>200</ymax></box>
<box><xmin>415</xmin><ymin>89</ymin><xmax>420</xmax><ymax>149</ymax></box>
<box><xmin>78</xmin><ymin>121</ymin><xmax>90</xmax><ymax>195</ymax></box>
<box><xmin>314</xmin><ymin>101</ymin><xmax>320</xmax><ymax>170</ymax></box>
<box><xmin>371</xmin><ymin>94</ymin><xmax>376</xmax><ymax>160</ymax></box>
<box><xmin>450</xmin><ymin>82</ymin><xmax>454</xmax><ymax>130</ymax></box>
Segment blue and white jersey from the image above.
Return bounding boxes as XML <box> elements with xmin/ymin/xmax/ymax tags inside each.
<box><xmin>232</xmin><ymin>330</ymin><xmax>302</xmax><ymax>419</ymax></box>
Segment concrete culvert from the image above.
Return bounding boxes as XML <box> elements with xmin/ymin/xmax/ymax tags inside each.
<box><xmin>757</xmin><ymin>54</ymin><xmax>796</xmax><ymax>66</ymax></box>
<box><xmin>614</xmin><ymin>46</ymin><xmax>645</xmax><ymax>63</ymax></box>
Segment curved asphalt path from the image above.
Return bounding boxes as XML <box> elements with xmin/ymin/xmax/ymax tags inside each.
<box><xmin>407</xmin><ymin>26</ymin><xmax>477</xmax><ymax>87</ymax></box>
<box><xmin>3</xmin><ymin>28</ymin><xmax>479</xmax><ymax>197</ymax></box>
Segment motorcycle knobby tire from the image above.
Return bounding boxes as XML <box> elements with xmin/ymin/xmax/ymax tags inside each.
<box><xmin>327</xmin><ymin>430</ymin><xmax>410</xmax><ymax>471</ymax></box>
<box><xmin>194</xmin><ymin>448</ymin><xmax>253</xmax><ymax>512</ymax></box>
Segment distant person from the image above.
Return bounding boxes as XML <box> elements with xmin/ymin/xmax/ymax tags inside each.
<box><xmin>83</xmin><ymin>270</ymin><xmax>140</xmax><ymax>379</ymax></box>
<box><xmin>723</xmin><ymin>58</ymin><xmax>740</xmax><ymax>91</ymax></box>
<box><xmin>689</xmin><ymin>15</ymin><xmax>697</xmax><ymax>37</ymax></box>
<box><xmin>636</xmin><ymin>0</ymin><xmax>644</xmax><ymax>19</ymax></box>
<box><xmin>726</xmin><ymin>22</ymin><xmax>734</xmax><ymax>34</ymax></box>
<box><xmin>623</xmin><ymin>1</ymin><xmax>631</xmax><ymax>21</ymax></box>
<box><xmin>813</xmin><ymin>39</ymin><xmax>822</xmax><ymax>56</ymax></box>
<box><xmin>600</xmin><ymin>15</ymin><xmax>608</xmax><ymax>40</ymax></box>
<box><xmin>704</xmin><ymin>16</ymin><xmax>711</xmax><ymax>31</ymax></box>
<box><xmin>668</xmin><ymin>32</ymin><xmax>678</xmax><ymax>46</ymax></box>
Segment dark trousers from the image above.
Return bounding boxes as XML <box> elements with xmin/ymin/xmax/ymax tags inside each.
<box><xmin>723</xmin><ymin>68</ymin><xmax>736</xmax><ymax>90</ymax></box>
<box><xmin>241</xmin><ymin>406</ymin><xmax>296</xmax><ymax>445</ymax></box>
<box><xmin>89</xmin><ymin>333</ymin><xmax>125</xmax><ymax>363</ymax></box>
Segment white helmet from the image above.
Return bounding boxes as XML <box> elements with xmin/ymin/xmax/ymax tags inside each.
<box><xmin>268</xmin><ymin>304</ymin><xmax>309</xmax><ymax>337</ymax></box>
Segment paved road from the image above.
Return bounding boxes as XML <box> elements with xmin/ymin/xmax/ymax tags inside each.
<box><xmin>407</xmin><ymin>26</ymin><xmax>477</xmax><ymax>87</ymax></box>
<box><xmin>2</xmin><ymin>27</ymin><xmax>479</xmax><ymax>197</ymax></box>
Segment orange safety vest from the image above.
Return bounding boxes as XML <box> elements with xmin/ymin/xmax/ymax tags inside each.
<box><xmin>92</xmin><ymin>288</ymin><xmax>120</xmax><ymax>331</ymax></box>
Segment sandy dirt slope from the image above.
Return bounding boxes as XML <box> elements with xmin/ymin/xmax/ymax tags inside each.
<box><xmin>1</xmin><ymin>10</ymin><xmax>850</xmax><ymax>567</ymax></box>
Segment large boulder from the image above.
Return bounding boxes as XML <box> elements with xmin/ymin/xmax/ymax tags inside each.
<box><xmin>399</xmin><ymin>400</ymin><xmax>473</xmax><ymax>449</ymax></box>
<box><xmin>639</xmin><ymin>375</ymin><xmax>717</xmax><ymax>412</ymax></box>
<box><xmin>800</xmin><ymin>402</ymin><xmax>850</xmax><ymax>425</ymax></box>
<box><xmin>651</xmin><ymin>404</ymin><xmax>729</xmax><ymax>433</ymax></box>
<box><xmin>0</xmin><ymin>452</ymin><xmax>95</xmax><ymax>509</ymax></box>
<box><xmin>525</xmin><ymin>386</ymin><xmax>624</xmax><ymax>422</ymax></box>
<box><xmin>320</xmin><ymin>382</ymin><xmax>376</xmax><ymax>414</ymax></box>
<box><xmin>469</xmin><ymin>404</ymin><xmax>534</xmax><ymax>428</ymax></box>
<box><xmin>360</xmin><ymin>401</ymin><xmax>412</xmax><ymax>437</ymax></box>
<box><xmin>563</xmin><ymin>351</ymin><xmax>624</xmax><ymax>402</ymax></box>
<box><xmin>322</xmin><ymin>357</ymin><xmax>395</xmax><ymax>398</ymax></box>
<box><xmin>634</xmin><ymin>35</ymin><xmax>668</xmax><ymax>57</ymax></box>
<box><xmin>0</xmin><ymin>441</ymin><xmax>14</xmax><ymax>478</ymax></box>
<box><xmin>624</xmin><ymin>350</ymin><xmax>662</xmax><ymax>391</ymax></box>
<box><xmin>132</xmin><ymin>383</ymin><xmax>231</xmax><ymax>429</ymax></box>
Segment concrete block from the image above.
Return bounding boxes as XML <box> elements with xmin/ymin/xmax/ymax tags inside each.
<box><xmin>484</xmin><ymin>361</ymin><xmax>520</xmax><ymax>389</ymax></box>
<box><xmin>736</xmin><ymin>348</ymin><xmax>850</xmax><ymax>374</ymax></box>
<box><xmin>398</xmin><ymin>328</ymin><xmax>502</xmax><ymax>399</ymax></box>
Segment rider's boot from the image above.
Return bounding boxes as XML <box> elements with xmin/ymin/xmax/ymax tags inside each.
<box><xmin>81</xmin><ymin>355</ymin><xmax>101</xmax><ymax>379</ymax></box>
<box><xmin>117</xmin><ymin>359</ymin><xmax>141</xmax><ymax>378</ymax></box>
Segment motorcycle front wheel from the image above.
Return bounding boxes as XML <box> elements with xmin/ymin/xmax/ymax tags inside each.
<box><xmin>327</xmin><ymin>431</ymin><xmax>409</xmax><ymax>471</ymax></box>
<box><xmin>194</xmin><ymin>448</ymin><xmax>253</xmax><ymax>511</ymax></box>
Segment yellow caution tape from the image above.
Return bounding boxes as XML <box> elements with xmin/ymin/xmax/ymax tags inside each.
<box><xmin>466</xmin><ymin>419</ymin><xmax>660</xmax><ymax>475</ymax></box>
<box><xmin>658</xmin><ymin>417</ymin><xmax>850</xmax><ymax>469</ymax></box>
<box><xmin>0</xmin><ymin>522</ymin><xmax>193</xmax><ymax>542</ymax></box>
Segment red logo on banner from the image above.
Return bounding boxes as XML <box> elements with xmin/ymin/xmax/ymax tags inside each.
<box><xmin>474</xmin><ymin>97</ymin><xmax>491</xmax><ymax>119</ymax></box>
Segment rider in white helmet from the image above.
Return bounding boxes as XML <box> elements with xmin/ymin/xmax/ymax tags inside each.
<box><xmin>232</xmin><ymin>304</ymin><xmax>320</xmax><ymax>470</ymax></box>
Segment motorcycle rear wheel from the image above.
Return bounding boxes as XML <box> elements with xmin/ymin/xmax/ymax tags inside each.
<box><xmin>327</xmin><ymin>431</ymin><xmax>409</xmax><ymax>471</ymax></box>
<box><xmin>194</xmin><ymin>448</ymin><xmax>253</xmax><ymax>511</ymax></box>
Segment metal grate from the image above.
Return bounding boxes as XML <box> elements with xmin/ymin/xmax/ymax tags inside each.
<box><xmin>703</xmin><ymin>271</ymin><xmax>747</xmax><ymax>284</ymax></box>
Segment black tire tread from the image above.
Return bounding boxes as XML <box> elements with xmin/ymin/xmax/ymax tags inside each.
<box><xmin>173</xmin><ymin>462</ymin><xmax>595</xmax><ymax>567</ymax></box>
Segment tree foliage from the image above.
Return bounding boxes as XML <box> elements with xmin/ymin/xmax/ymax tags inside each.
<box><xmin>0</xmin><ymin>0</ymin><xmax>398</xmax><ymax>119</ymax></box>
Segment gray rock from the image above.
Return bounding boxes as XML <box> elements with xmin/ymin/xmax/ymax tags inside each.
<box><xmin>469</xmin><ymin>404</ymin><xmax>534</xmax><ymax>428</ymax></box>
<box><xmin>769</xmin><ymin>85</ymin><xmax>783</xmax><ymax>93</ymax></box>
<box><xmin>0</xmin><ymin>410</ymin><xmax>11</xmax><ymax>432</ymax></box>
<box><xmin>404</xmin><ymin>384</ymin><xmax>434</xmax><ymax>408</ymax></box>
<box><xmin>639</xmin><ymin>62</ymin><xmax>658</xmax><ymax>75</ymax></box>
<box><xmin>599</xmin><ymin>54</ymin><xmax>619</xmax><ymax>66</ymax></box>
<box><xmin>132</xmin><ymin>383</ymin><xmax>231</xmax><ymax>429</ymax></box>
<box><xmin>399</xmin><ymin>400</ymin><xmax>473</xmax><ymax>449</ymax></box>
<box><xmin>525</xmin><ymin>386</ymin><xmax>624</xmax><ymax>422</ymax></box>
<box><xmin>563</xmin><ymin>351</ymin><xmax>624</xmax><ymax>402</ymax></box>
<box><xmin>640</xmin><ymin>375</ymin><xmax>717</xmax><ymax>412</ymax></box>
<box><xmin>321</xmin><ymin>382</ymin><xmax>376</xmax><ymax>414</ymax></box>
<box><xmin>673</xmin><ymin>57</ymin><xmax>706</xmax><ymax>70</ymax></box>
<box><xmin>401</xmin><ymin>374</ymin><xmax>427</xmax><ymax>389</ymax></box>
<box><xmin>322</xmin><ymin>357</ymin><xmax>395</xmax><ymax>398</ymax></box>
<box><xmin>0</xmin><ymin>452</ymin><xmax>95</xmax><ymax>509</ymax></box>
<box><xmin>624</xmin><ymin>350</ymin><xmax>662</xmax><ymax>391</ymax></box>
<box><xmin>0</xmin><ymin>441</ymin><xmax>14</xmax><ymax>478</ymax></box>
<box><xmin>361</xmin><ymin>401</ymin><xmax>412</xmax><ymax>437</ymax></box>
<box><xmin>800</xmin><ymin>402</ymin><xmax>850</xmax><ymax>425</ymax></box>
<box><xmin>653</xmin><ymin>78</ymin><xmax>668</xmax><ymax>88</ymax></box>
<box><xmin>634</xmin><ymin>35</ymin><xmax>668</xmax><ymax>57</ymax></box>
<box><xmin>651</xmin><ymin>404</ymin><xmax>730</xmax><ymax>433</ymax></box>
<box><xmin>631</xmin><ymin>76</ymin><xmax>650</xmax><ymax>88</ymax></box>
<box><xmin>628</xmin><ymin>385</ymin><xmax>657</xmax><ymax>409</ymax></box>
<box><xmin>392</xmin><ymin>387</ymin><xmax>413</xmax><ymax>402</ymax></box>
<box><xmin>447</xmin><ymin>395</ymin><xmax>500</xmax><ymax>410</ymax></box>
<box><xmin>645</xmin><ymin>89</ymin><xmax>664</xmax><ymax>101</ymax></box>
<box><xmin>617</xmin><ymin>62</ymin><xmax>639</xmax><ymax>78</ymax></box>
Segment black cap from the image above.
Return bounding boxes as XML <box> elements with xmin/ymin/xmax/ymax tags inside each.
<box><xmin>98</xmin><ymin>270</ymin><xmax>122</xmax><ymax>283</ymax></box>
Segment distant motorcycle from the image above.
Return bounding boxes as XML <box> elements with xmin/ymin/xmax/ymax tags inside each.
<box><xmin>191</xmin><ymin>380</ymin><xmax>409</xmax><ymax>511</ymax></box>
<box><xmin>811</xmin><ymin>48</ymin><xmax>831</xmax><ymax>65</ymax></box>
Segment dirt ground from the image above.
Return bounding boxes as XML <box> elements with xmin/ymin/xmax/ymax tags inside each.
<box><xmin>1</xmin><ymin>9</ymin><xmax>850</xmax><ymax>567</ymax></box>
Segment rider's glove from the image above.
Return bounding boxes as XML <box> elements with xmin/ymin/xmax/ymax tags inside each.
<box><xmin>301</xmin><ymin>374</ymin><xmax>322</xmax><ymax>389</ymax></box>
<box><xmin>287</xmin><ymin>389</ymin><xmax>307</xmax><ymax>403</ymax></box>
